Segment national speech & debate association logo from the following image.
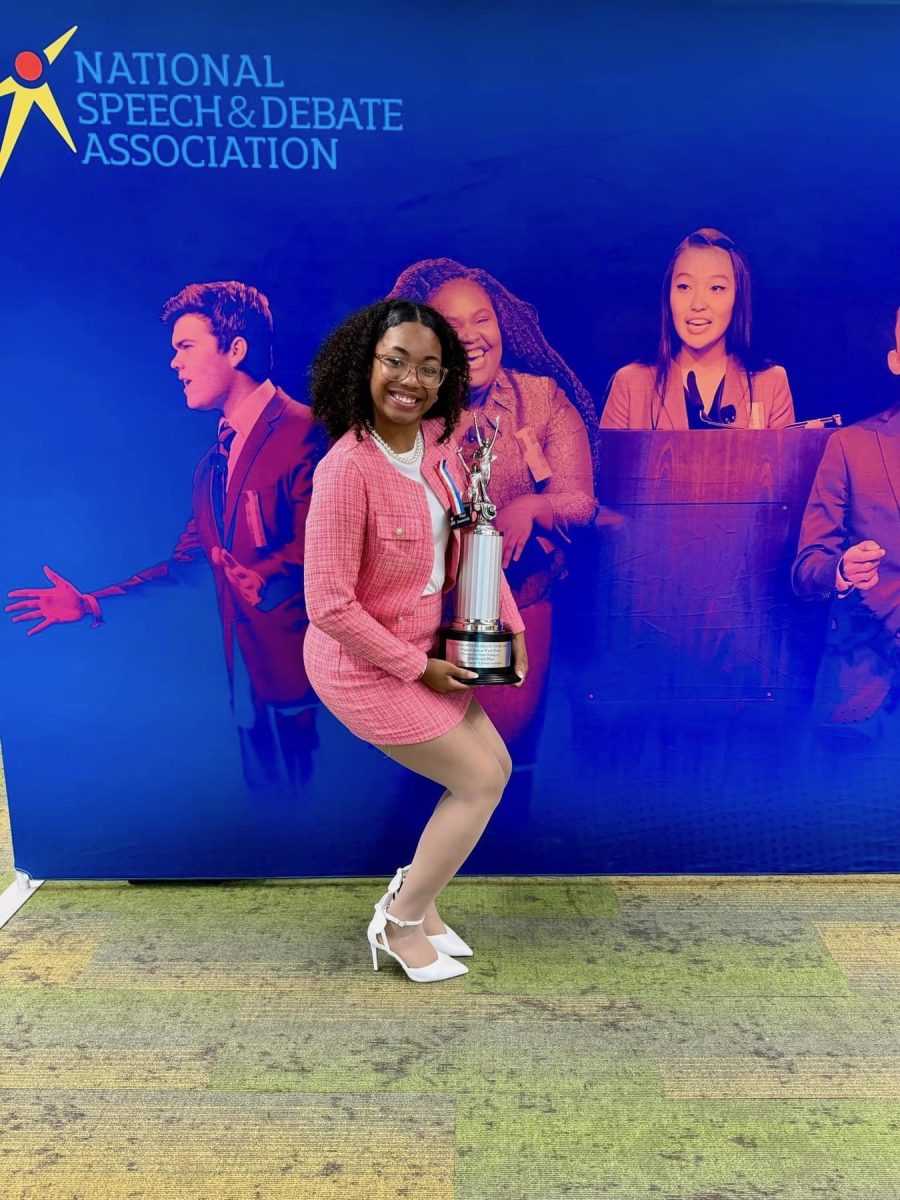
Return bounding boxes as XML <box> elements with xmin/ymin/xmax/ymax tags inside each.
<box><xmin>0</xmin><ymin>26</ymin><xmax>78</xmax><ymax>181</ymax></box>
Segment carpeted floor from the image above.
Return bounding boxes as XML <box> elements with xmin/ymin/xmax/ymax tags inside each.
<box><xmin>0</xmin><ymin>862</ymin><xmax>898</xmax><ymax>1199</ymax></box>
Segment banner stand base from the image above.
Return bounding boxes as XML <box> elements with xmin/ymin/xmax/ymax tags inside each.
<box><xmin>0</xmin><ymin>872</ymin><xmax>44</xmax><ymax>931</ymax></box>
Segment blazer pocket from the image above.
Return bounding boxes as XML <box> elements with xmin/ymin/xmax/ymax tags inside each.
<box><xmin>243</xmin><ymin>483</ymin><xmax>288</xmax><ymax>551</ymax></box>
<box><xmin>376</xmin><ymin>516</ymin><xmax>425</xmax><ymax>545</ymax></box>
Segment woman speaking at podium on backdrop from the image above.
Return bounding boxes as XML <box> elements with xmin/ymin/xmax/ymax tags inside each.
<box><xmin>600</xmin><ymin>228</ymin><xmax>795</xmax><ymax>430</ymax></box>
<box><xmin>303</xmin><ymin>299</ymin><xmax>526</xmax><ymax>985</ymax></box>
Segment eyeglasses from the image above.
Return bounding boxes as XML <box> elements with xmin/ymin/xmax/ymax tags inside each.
<box><xmin>374</xmin><ymin>353</ymin><xmax>447</xmax><ymax>389</ymax></box>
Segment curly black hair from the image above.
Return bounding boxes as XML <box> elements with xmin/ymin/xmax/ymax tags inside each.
<box><xmin>309</xmin><ymin>299</ymin><xmax>469</xmax><ymax>444</ymax></box>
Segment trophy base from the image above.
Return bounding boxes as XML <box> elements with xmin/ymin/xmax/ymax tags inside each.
<box><xmin>440</xmin><ymin>627</ymin><xmax>519</xmax><ymax>687</ymax></box>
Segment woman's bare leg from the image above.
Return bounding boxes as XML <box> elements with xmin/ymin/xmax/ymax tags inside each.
<box><xmin>462</xmin><ymin>697</ymin><xmax>513</xmax><ymax>782</ymax></box>
<box><xmin>415</xmin><ymin>698</ymin><xmax>513</xmax><ymax>931</ymax></box>
<box><xmin>379</xmin><ymin>704</ymin><xmax>510</xmax><ymax>967</ymax></box>
<box><xmin>394</xmin><ymin>698</ymin><xmax>513</xmax><ymax>934</ymax></box>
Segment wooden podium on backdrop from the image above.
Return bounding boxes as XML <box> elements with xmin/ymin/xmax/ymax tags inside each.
<box><xmin>574</xmin><ymin>430</ymin><xmax>836</xmax><ymax>705</ymax></box>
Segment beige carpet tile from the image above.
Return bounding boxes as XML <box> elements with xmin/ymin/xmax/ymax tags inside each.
<box><xmin>817</xmin><ymin>922</ymin><xmax>900</xmax><ymax>995</ymax></box>
<box><xmin>0</xmin><ymin>1090</ymin><xmax>456</xmax><ymax>1198</ymax></box>
<box><xmin>0</xmin><ymin>933</ymin><xmax>100</xmax><ymax>986</ymax></box>
<box><xmin>0</xmin><ymin>1046</ymin><xmax>216</xmax><ymax>1090</ymax></box>
<box><xmin>0</xmin><ymin>1175</ymin><xmax>451</xmax><ymax>1200</ymax></box>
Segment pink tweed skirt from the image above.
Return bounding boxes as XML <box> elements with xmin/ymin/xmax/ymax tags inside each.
<box><xmin>304</xmin><ymin>593</ymin><xmax>473</xmax><ymax>745</ymax></box>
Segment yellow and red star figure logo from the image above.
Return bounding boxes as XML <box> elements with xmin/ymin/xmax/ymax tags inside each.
<box><xmin>0</xmin><ymin>26</ymin><xmax>78</xmax><ymax>181</ymax></box>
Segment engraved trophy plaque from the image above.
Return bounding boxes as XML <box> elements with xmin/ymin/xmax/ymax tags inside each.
<box><xmin>440</xmin><ymin>415</ymin><xmax>518</xmax><ymax>685</ymax></box>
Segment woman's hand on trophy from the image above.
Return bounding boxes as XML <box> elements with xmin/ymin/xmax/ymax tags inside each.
<box><xmin>420</xmin><ymin>658</ymin><xmax>479</xmax><ymax>693</ymax></box>
<box><xmin>511</xmin><ymin>632</ymin><xmax>528</xmax><ymax>687</ymax></box>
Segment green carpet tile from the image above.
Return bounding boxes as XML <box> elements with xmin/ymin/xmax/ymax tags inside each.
<box><xmin>0</xmin><ymin>873</ymin><xmax>898</xmax><ymax>1198</ymax></box>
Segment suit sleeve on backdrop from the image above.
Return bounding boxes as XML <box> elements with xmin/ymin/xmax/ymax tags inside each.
<box><xmin>249</xmin><ymin>428</ymin><xmax>318</xmax><ymax>612</ymax></box>
<box><xmin>792</xmin><ymin>432</ymin><xmax>849</xmax><ymax>600</ymax></box>
<box><xmin>598</xmin><ymin>369</ymin><xmax>633</xmax><ymax>429</ymax></box>
<box><xmin>540</xmin><ymin>382</ymin><xmax>597</xmax><ymax>536</ymax></box>
<box><xmin>765</xmin><ymin>365</ymin><xmax>796</xmax><ymax>429</ymax></box>
<box><xmin>89</xmin><ymin>515</ymin><xmax>208</xmax><ymax>618</ymax></box>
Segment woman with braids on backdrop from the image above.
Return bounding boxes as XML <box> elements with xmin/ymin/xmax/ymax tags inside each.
<box><xmin>303</xmin><ymin>299</ymin><xmax>526</xmax><ymax>983</ymax></box>
<box><xmin>600</xmin><ymin>228</ymin><xmax>795</xmax><ymax>430</ymax></box>
<box><xmin>388</xmin><ymin>259</ymin><xmax>597</xmax><ymax>749</ymax></box>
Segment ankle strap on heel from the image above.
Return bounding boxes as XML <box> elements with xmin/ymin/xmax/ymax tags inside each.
<box><xmin>383</xmin><ymin>907</ymin><xmax>424</xmax><ymax>929</ymax></box>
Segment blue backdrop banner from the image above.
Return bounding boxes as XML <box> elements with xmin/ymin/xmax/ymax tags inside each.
<box><xmin>2</xmin><ymin>0</ymin><xmax>899</xmax><ymax>878</ymax></box>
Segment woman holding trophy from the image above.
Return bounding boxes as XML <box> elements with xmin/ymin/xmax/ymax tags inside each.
<box><xmin>304</xmin><ymin>299</ymin><xmax>527</xmax><ymax>984</ymax></box>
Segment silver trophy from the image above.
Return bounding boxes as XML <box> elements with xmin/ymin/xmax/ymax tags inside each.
<box><xmin>440</xmin><ymin>415</ymin><xmax>518</xmax><ymax>685</ymax></box>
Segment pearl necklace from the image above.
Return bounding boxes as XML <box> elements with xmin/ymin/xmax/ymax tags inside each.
<box><xmin>368</xmin><ymin>425</ymin><xmax>423</xmax><ymax>466</ymax></box>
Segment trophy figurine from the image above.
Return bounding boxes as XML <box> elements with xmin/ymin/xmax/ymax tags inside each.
<box><xmin>440</xmin><ymin>415</ymin><xmax>519</xmax><ymax>685</ymax></box>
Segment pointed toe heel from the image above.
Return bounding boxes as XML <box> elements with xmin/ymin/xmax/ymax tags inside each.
<box><xmin>387</xmin><ymin>866</ymin><xmax>473</xmax><ymax>958</ymax></box>
<box><xmin>427</xmin><ymin>926</ymin><xmax>474</xmax><ymax>957</ymax></box>
<box><xmin>367</xmin><ymin>897</ymin><xmax>468</xmax><ymax>983</ymax></box>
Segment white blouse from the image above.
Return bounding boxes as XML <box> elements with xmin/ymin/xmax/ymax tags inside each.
<box><xmin>373</xmin><ymin>444</ymin><xmax>450</xmax><ymax>596</ymax></box>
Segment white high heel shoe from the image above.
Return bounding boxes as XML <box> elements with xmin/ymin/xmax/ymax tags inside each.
<box><xmin>386</xmin><ymin>866</ymin><xmax>474</xmax><ymax>958</ymax></box>
<box><xmin>367</xmin><ymin>895</ymin><xmax>468</xmax><ymax>983</ymax></box>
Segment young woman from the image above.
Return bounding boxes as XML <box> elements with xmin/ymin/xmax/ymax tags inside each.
<box><xmin>600</xmin><ymin>228</ymin><xmax>795</xmax><ymax>430</ymax></box>
<box><xmin>388</xmin><ymin>258</ymin><xmax>597</xmax><ymax>747</ymax></box>
<box><xmin>303</xmin><ymin>299</ymin><xmax>527</xmax><ymax>983</ymax></box>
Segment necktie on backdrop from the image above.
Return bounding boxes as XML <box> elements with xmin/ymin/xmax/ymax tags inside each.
<box><xmin>210</xmin><ymin>420</ymin><xmax>236</xmax><ymax>541</ymax></box>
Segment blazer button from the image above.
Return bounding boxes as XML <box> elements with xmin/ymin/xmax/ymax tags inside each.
<box><xmin>398</xmin><ymin>615</ymin><xmax>405</xmax><ymax>623</ymax></box>
<box><xmin>395</xmin><ymin>526</ymin><xmax>404</xmax><ymax>536</ymax></box>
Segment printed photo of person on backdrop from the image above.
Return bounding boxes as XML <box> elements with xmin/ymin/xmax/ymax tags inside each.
<box><xmin>6</xmin><ymin>281</ymin><xmax>322</xmax><ymax>795</ymax></box>
<box><xmin>600</xmin><ymin>227</ymin><xmax>795</xmax><ymax>430</ymax></box>
<box><xmin>792</xmin><ymin>303</ymin><xmax>900</xmax><ymax>740</ymax></box>
<box><xmin>387</xmin><ymin>259</ymin><xmax>598</xmax><ymax>761</ymax></box>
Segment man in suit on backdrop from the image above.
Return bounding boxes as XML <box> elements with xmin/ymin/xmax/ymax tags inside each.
<box><xmin>792</xmin><ymin>305</ymin><xmax>900</xmax><ymax>731</ymax></box>
<box><xmin>6</xmin><ymin>280</ymin><xmax>322</xmax><ymax>792</ymax></box>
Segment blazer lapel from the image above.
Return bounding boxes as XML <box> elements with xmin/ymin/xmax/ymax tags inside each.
<box><xmin>424</xmin><ymin>425</ymin><xmax>465</xmax><ymax>582</ymax></box>
<box><xmin>223</xmin><ymin>392</ymin><xmax>286</xmax><ymax>537</ymax></box>
<box><xmin>657</xmin><ymin>370</ymin><xmax>687</xmax><ymax>430</ymax></box>
<box><xmin>723</xmin><ymin>358</ymin><xmax>750</xmax><ymax>426</ymax></box>
<box><xmin>193</xmin><ymin>448</ymin><xmax>222</xmax><ymax>549</ymax></box>
<box><xmin>875</xmin><ymin>406</ymin><xmax>900</xmax><ymax>515</ymax></box>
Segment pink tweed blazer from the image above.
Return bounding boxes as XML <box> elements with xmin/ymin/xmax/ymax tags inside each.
<box><xmin>304</xmin><ymin>418</ymin><xmax>525</xmax><ymax>684</ymax></box>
